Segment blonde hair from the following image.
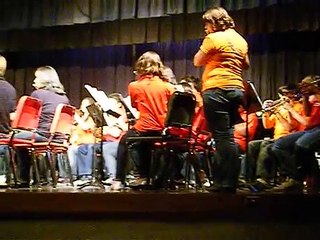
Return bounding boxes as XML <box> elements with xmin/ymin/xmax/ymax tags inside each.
<box><xmin>202</xmin><ymin>7</ymin><xmax>235</xmax><ymax>31</ymax></box>
<box><xmin>0</xmin><ymin>55</ymin><xmax>7</xmax><ymax>77</ymax></box>
<box><xmin>34</xmin><ymin>66</ymin><xmax>66</xmax><ymax>94</ymax></box>
<box><xmin>134</xmin><ymin>51</ymin><xmax>164</xmax><ymax>77</ymax></box>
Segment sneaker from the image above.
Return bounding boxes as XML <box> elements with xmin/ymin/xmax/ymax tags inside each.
<box><xmin>249</xmin><ymin>178</ymin><xmax>272</xmax><ymax>192</ymax></box>
<box><xmin>270</xmin><ymin>178</ymin><xmax>303</xmax><ymax>193</ymax></box>
<box><xmin>111</xmin><ymin>180</ymin><xmax>124</xmax><ymax>191</ymax></box>
<box><xmin>128</xmin><ymin>177</ymin><xmax>147</xmax><ymax>187</ymax></box>
<box><xmin>102</xmin><ymin>178</ymin><xmax>113</xmax><ymax>185</ymax></box>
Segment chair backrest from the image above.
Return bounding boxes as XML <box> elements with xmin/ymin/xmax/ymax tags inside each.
<box><xmin>165</xmin><ymin>91</ymin><xmax>196</xmax><ymax>128</ymax></box>
<box><xmin>11</xmin><ymin>96</ymin><xmax>43</xmax><ymax>130</ymax></box>
<box><xmin>50</xmin><ymin>104</ymin><xmax>76</xmax><ymax>136</ymax></box>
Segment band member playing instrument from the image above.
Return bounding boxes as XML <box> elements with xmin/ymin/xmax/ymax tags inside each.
<box><xmin>113</xmin><ymin>51</ymin><xmax>175</xmax><ymax>190</ymax></box>
<box><xmin>193</xmin><ymin>7</ymin><xmax>249</xmax><ymax>193</ymax></box>
<box><xmin>245</xmin><ymin>84</ymin><xmax>304</xmax><ymax>190</ymax></box>
<box><xmin>68</xmin><ymin>97</ymin><xmax>96</xmax><ymax>182</ymax></box>
<box><xmin>234</xmin><ymin>105</ymin><xmax>259</xmax><ymax>154</ymax></box>
<box><xmin>95</xmin><ymin>93</ymin><xmax>129</xmax><ymax>183</ymax></box>
<box><xmin>270</xmin><ymin>75</ymin><xmax>320</xmax><ymax>192</ymax></box>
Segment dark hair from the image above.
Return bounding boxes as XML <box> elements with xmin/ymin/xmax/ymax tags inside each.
<box><xmin>180</xmin><ymin>75</ymin><xmax>201</xmax><ymax>92</ymax></box>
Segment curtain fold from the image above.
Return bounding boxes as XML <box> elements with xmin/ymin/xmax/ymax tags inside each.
<box><xmin>5</xmin><ymin>31</ymin><xmax>320</xmax><ymax>106</ymax></box>
<box><xmin>1</xmin><ymin>1</ymin><xmax>319</xmax><ymax>52</ymax></box>
<box><xmin>0</xmin><ymin>0</ymin><xmax>306</xmax><ymax>30</ymax></box>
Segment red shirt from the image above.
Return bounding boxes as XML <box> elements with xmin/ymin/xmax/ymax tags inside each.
<box><xmin>306</xmin><ymin>97</ymin><xmax>320</xmax><ymax>129</ymax></box>
<box><xmin>129</xmin><ymin>75</ymin><xmax>175</xmax><ymax>132</ymax></box>
<box><xmin>234</xmin><ymin>111</ymin><xmax>259</xmax><ymax>152</ymax></box>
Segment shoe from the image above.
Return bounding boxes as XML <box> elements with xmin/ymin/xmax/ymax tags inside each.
<box><xmin>128</xmin><ymin>177</ymin><xmax>147</xmax><ymax>187</ymax></box>
<box><xmin>111</xmin><ymin>180</ymin><xmax>124</xmax><ymax>191</ymax></box>
<box><xmin>269</xmin><ymin>178</ymin><xmax>303</xmax><ymax>193</ymax></box>
<box><xmin>102</xmin><ymin>178</ymin><xmax>113</xmax><ymax>185</ymax></box>
<box><xmin>249</xmin><ymin>178</ymin><xmax>272</xmax><ymax>192</ymax></box>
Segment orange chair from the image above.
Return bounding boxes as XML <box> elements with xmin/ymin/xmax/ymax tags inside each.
<box><xmin>0</xmin><ymin>96</ymin><xmax>43</xmax><ymax>186</ymax></box>
<box><xmin>32</xmin><ymin>104</ymin><xmax>76</xmax><ymax>187</ymax></box>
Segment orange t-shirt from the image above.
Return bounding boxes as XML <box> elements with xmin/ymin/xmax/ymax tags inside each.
<box><xmin>263</xmin><ymin>102</ymin><xmax>304</xmax><ymax>139</ymax></box>
<box><xmin>128</xmin><ymin>75</ymin><xmax>175</xmax><ymax>132</ymax></box>
<box><xmin>200</xmin><ymin>28</ymin><xmax>248</xmax><ymax>92</ymax></box>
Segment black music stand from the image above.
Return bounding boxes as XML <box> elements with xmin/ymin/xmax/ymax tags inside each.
<box><xmin>78</xmin><ymin>103</ymin><xmax>107</xmax><ymax>190</ymax></box>
<box><xmin>241</xmin><ymin>80</ymin><xmax>263</xmax><ymax>187</ymax></box>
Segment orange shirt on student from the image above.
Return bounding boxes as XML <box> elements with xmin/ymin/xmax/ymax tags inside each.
<box><xmin>262</xmin><ymin>101</ymin><xmax>304</xmax><ymax>139</ymax></box>
<box><xmin>200</xmin><ymin>28</ymin><xmax>248</xmax><ymax>92</ymax></box>
<box><xmin>128</xmin><ymin>75</ymin><xmax>175</xmax><ymax>132</ymax></box>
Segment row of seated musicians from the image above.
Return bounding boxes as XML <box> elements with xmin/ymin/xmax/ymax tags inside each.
<box><xmin>0</xmin><ymin>92</ymin><xmax>316</xmax><ymax>191</ymax></box>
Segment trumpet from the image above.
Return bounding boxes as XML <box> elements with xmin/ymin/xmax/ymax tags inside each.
<box><xmin>261</xmin><ymin>98</ymin><xmax>288</xmax><ymax>113</ymax></box>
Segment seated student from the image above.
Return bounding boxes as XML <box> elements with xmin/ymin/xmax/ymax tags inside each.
<box><xmin>0</xmin><ymin>55</ymin><xmax>17</xmax><ymax>181</ymax></box>
<box><xmin>68</xmin><ymin>97</ymin><xmax>96</xmax><ymax>181</ymax></box>
<box><xmin>14</xmin><ymin>66</ymin><xmax>70</xmax><ymax>187</ymax></box>
<box><xmin>93</xmin><ymin>93</ymin><xmax>129</xmax><ymax>183</ymax></box>
<box><xmin>234</xmin><ymin>105</ymin><xmax>259</xmax><ymax>154</ymax></box>
<box><xmin>245</xmin><ymin>84</ymin><xmax>304</xmax><ymax>189</ymax></box>
<box><xmin>178</xmin><ymin>75</ymin><xmax>203</xmax><ymax>114</ymax></box>
<box><xmin>113</xmin><ymin>51</ymin><xmax>175</xmax><ymax>190</ymax></box>
<box><xmin>270</xmin><ymin>75</ymin><xmax>320</xmax><ymax>192</ymax></box>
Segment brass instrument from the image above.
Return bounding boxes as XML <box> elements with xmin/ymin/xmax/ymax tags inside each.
<box><xmin>261</xmin><ymin>98</ymin><xmax>288</xmax><ymax>113</ymax></box>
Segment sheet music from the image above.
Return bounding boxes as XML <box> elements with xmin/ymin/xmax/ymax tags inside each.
<box><xmin>122</xmin><ymin>96</ymin><xmax>139</xmax><ymax>120</ymax></box>
<box><xmin>84</xmin><ymin>84</ymin><xmax>120</xmax><ymax>126</ymax></box>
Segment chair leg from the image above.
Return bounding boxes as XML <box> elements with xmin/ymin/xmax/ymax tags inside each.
<box><xmin>7</xmin><ymin>146</ymin><xmax>18</xmax><ymax>186</ymax></box>
<box><xmin>47</xmin><ymin>151</ymin><xmax>57</xmax><ymax>187</ymax></box>
<box><xmin>63</xmin><ymin>152</ymin><xmax>74</xmax><ymax>186</ymax></box>
<box><xmin>57</xmin><ymin>152</ymin><xmax>74</xmax><ymax>186</ymax></box>
<box><xmin>30</xmin><ymin>150</ymin><xmax>40</xmax><ymax>187</ymax></box>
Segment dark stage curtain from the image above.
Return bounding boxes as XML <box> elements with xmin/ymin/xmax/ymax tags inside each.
<box><xmin>0</xmin><ymin>0</ymin><xmax>319</xmax><ymax>52</ymax></box>
<box><xmin>4</xmin><ymin>30</ymin><xmax>320</xmax><ymax>107</ymax></box>
<box><xmin>0</xmin><ymin>0</ymin><xmax>319</xmax><ymax>106</ymax></box>
<box><xmin>0</xmin><ymin>0</ymin><xmax>296</xmax><ymax>30</ymax></box>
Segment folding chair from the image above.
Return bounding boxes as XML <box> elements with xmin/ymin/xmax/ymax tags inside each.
<box><xmin>0</xmin><ymin>96</ymin><xmax>43</xmax><ymax>186</ymax></box>
<box><xmin>32</xmin><ymin>104</ymin><xmax>76</xmax><ymax>187</ymax></box>
<box><xmin>125</xmin><ymin>91</ymin><xmax>203</xmax><ymax>190</ymax></box>
<box><xmin>152</xmin><ymin>91</ymin><xmax>199</xmax><ymax>188</ymax></box>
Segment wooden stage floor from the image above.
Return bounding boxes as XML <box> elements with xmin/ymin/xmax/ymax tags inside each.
<box><xmin>1</xmin><ymin>186</ymin><xmax>320</xmax><ymax>239</ymax></box>
<box><xmin>0</xmin><ymin>184</ymin><xmax>320</xmax><ymax>220</ymax></box>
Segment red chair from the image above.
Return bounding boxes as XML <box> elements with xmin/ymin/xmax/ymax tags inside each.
<box><xmin>32</xmin><ymin>104</ymin><xmax>76</xmax><ymax>187</ymax></box>
<box><xmin>0</xmin><ymin>96</ymin><xmax>43</xmax><ymax>186</ymax></box>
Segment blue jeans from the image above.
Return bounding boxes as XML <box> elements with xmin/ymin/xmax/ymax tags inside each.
<box><xmin>102</xmin><ymin>141</ymin><xmax>119</xmax><ymax>178</ymax></box>
<box><xmin>202</xmin><ymin>88</ymin><xmax>244</xmax><ymax>188</ymax></box>
<box><xmin>77</xmin><ymin>144</ymin><xmax>94</xmax><ymax>176</ymax></box>
<box><xmin>13</xmin><ymin>130</ymin><xmax>49</xmax><ymax>184</ymax></box>
<box><xmin>94</xmin><ymin>141</ymin><xmax>119</xmax><ymax>179</ymax></box>
<box><xmin>272</xmin><ymin>127</ymin><xmax>320</xmax><ymax>180</ymax></box>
